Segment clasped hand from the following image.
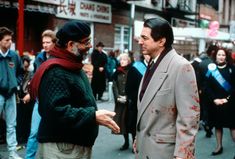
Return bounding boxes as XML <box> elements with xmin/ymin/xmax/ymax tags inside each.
<box><xmin>214</xmin><ymin>98</ymin><xmax>228</xmax><ymax>106</ymax></box>
<box><xmin>117</xmin><ymin>95</ymin><xmax>127</xmax><ymax>103</ymax></box>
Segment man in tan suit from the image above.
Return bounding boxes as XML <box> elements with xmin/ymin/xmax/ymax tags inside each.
<box><xmin>133</xmin><ymin>17</ymin><xmax>200</xmax><ymax>159</ymax></box>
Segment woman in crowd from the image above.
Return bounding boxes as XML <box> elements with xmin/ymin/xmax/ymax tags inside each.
<box><xmin>204</xmin><ymin>47</ymin><xmax>235</xmax><ymax>156</ymax></box>
<box><xmin>112</xmin><ymin>53</ymin><xmax>131</xmax><ymax>150</ymax></box>
<box><xmin>125</xmin><ymin>54</ymin><xmax>149</xmax><ymax>152</ymax></box>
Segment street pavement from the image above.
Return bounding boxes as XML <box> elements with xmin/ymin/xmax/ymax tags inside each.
<box><xmin>0</xmin><ymin>97</ymin><xmax>234</xmax><ymax>159</ymax></box>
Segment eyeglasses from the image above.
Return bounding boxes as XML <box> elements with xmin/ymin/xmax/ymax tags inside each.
<box><xmin>78</xmin><ymin>37</ymin><xmax>91</xmax><ymax>47</ymax></box>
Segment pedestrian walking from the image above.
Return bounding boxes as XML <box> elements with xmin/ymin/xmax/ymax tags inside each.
<box><xmin>91</xmin><ymin>42</ymin><xmax>108</xmax><ymax>101</ymax></box>
<box><xmin>197</xmin><ymin>42</ymin><xmax>218</xmax><ymax>138</ymax></box>
<box><xmin>0</xmin><ymin>27</ymin><xmax>23</xmax><ymax>159</ymax></box>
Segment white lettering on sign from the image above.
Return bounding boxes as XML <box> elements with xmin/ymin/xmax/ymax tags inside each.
<box><xmin>56</xmin><ymin>0</ymin><xmax>111</xmax><ymax>24</ymax></box>
<box><xmin>96</xmin><ymin>5</ymin><xmax>109</xmax><ymax>13</ymax></box>
<box><xmin>80</xmin><ymin>2</ymin><xmax>95</xmax><ymax>11</ymax></box>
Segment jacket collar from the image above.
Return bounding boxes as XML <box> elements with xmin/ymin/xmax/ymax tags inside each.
<box><xmin>137</xmin><ymin>49</ymin><xmax>177</xmax><ymax>124</ymax></box>
<box><xmin>0</xmin><ymin>49</ymin><xmax>13</xmax><ymax>59</ymax></box>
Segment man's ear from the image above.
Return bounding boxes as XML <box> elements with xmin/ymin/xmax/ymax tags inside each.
<box><xmin>159</xmin><ymin>38</ymin><xmax>166</xmax><ymax>47</ymax></box>
<box><xmin>66</xmin><ymin>41</ymin><xmax>74</xmax><ymax>52</ymax></box>
<box><xmin>67</xmin><ymin>41</ymin><xmax>74</xmax><ymax>48</ymax></box>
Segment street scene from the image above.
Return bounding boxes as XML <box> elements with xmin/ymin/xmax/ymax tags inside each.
<box><xmin>1</xmin><ymin>0</ymin><xmax>235</xmax><ymax>159</ymax></box>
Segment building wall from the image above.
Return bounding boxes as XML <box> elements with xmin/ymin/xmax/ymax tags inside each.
<box><xmin>93</xmin><ymin>7</ymin><xmax>130</xmax><ymax>52</ymax></box>
<box><xmin>1</xmin><ymin>0</ymin><xmax>230</xmax><ymax>59</ymax></box>
<box><xmin>24</xmin><ymin>12</ymin><xmax>56</xmax><ymax>54</ymax></box>
<box><xmin>199</xmin><ymin>4</ymin><xmax>218</xmax><ymax>21</ymax></box>
<box><xmin>218</xmin><ymin>0</ymin><xmax>235</xmax><ymax>26</ymax></box>
<box><xmin>94</xmin><ymin>23</ymin><xmax>114</xmax><ymax>49</ymax></box>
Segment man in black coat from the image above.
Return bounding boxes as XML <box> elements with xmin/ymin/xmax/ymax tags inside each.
<box><xmin>125</xmin><ymin>54</ymin><xmax>149</xmax><ymax>150</ymax></box>
<box><xmin>91</xmin><ymin>42</ymin><xmax>108</xmax><ymax>100</ymax></box>
<box><xmin>192</xmin><ymin>43</ymin><xmax>218</xmax><ymax>138</ymax></box>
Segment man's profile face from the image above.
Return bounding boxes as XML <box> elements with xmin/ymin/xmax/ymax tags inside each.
<box><xmin>78</xmin><ymin>37</ymin><xmax>92</xmax><ymax>55</ymax></box>
<box><xmin>138</xmin><ymin>27</ymin><xmax>163</xmax><ymax>58</ymax></box>
<box><xmin>97</xmin><ymin>46</ymin><xmax>103</xmax><ymax>52</ymax></box>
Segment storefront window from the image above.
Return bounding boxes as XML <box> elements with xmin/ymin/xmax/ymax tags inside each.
<box><xmin>114</xmin><ymin>25</ymin><xmax>129</xmax><ymax>52</ymax></box>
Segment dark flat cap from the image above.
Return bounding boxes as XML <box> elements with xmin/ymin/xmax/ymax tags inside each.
<box><xmin>56</xmin><ymin>20</ymin><xmax>90</xmax><ymax>45</ymax></box>
<box><xmin>96</xmin><ymin>42</ymin><xmax>105</xmax><ymax>47</ymax></box>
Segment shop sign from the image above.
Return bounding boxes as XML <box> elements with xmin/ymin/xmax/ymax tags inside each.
<box><xmin>33</xmin><ymin>0</ymin><xmax>60</xmax><ymax>5</ymax></box>
<box><xmin>56</xmin><ymin>0</ymin><xmax>111</xmax><ymax>24</ymax></box>
<box><xmin>26</xmin><ymin>4</ymin><xmax>56</xmax><ymax>14</ymax></box>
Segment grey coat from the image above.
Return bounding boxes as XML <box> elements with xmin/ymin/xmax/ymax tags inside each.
<box><xmin>136</xmin><ymin>49</ymin><xmax>200</xmax><ymax>159</ymax></box>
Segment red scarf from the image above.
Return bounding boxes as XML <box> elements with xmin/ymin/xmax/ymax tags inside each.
<box><xmin>117</xmin><ymin>65</ymin><xmax>129</xmax><ymax>74</ymax></box>
<box><xmin>29</xmin><ymin>46</ymin><xmax>84</xmax><ymax>100</ymax></box>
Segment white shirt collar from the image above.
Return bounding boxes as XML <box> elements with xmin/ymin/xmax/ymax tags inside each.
<box><xmin>151</xmin><ymin>53</ymin><xmax>160</xmax><ymax>64</ymax></box>
<box><xmin>0</xmin><ymin>49</ymin><xmax>9</xmax><ymax>57</ymax></box>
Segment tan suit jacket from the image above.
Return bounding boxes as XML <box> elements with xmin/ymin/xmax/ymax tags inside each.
<box><xmin>136</xmin><ymin>49</ymin><xmax>200</xmax><ymax>159</ymax></box>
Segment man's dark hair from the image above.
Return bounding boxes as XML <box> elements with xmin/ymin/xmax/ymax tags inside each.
<box><xmin>144</xmin><ymin>17</ymin><xmax>174</xmax><ymax>48</ymax></box>
<box><xmin>206</xmin><ymin>41</ymin><xmax>219</xmax><ymax>57</ymax></box>
<box><xmin>0</xmin><ymin>27</ymin><xmax>13</xmax><ymax>41</ymax></box>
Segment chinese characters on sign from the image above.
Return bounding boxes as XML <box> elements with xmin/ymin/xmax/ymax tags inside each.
<box><xmin>56</xmin><ymin>0</ymin><xmax>111</xmax><ymax>24</ymax></box>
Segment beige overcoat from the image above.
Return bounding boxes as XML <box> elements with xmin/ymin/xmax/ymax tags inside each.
<box><xmin>136</xmin><ymin>49</ymin><xmax>200</xmax><ymax>159</ymax></box>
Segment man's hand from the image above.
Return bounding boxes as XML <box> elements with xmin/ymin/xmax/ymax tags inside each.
<box><xmin>132</xmin><ymin>138</ymin><xmax>137</xmax><ymax>154</ymax></box>
<box><xmin>96</xmin><ymin>109</ymin><xmax>120</xmax><ymax>133</ymax></box>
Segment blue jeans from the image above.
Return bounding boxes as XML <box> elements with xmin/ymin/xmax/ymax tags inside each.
<box><xmin>0</xmin><ymin>94</ymin><xmax>17</xmax><ymax>152</ymax></box>
<box><xmin>25</xmin><ymin>101</ymin><xmax>41</xmax><ymax>159</ymax></box>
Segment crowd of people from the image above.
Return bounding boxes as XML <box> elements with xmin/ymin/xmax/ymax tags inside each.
<box><xmin>0</xmin><ymin>16</ymin><xmax>235</xmax><ymax>159</ymax></box>
<box><xmin>191</xmin><ymin>41</ymin><xmax>235</xmax><ymax>158</ymax></box>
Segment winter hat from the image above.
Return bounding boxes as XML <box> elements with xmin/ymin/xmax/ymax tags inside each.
<box><xmin>56</xmin><ymin>20</ymin><xmax>90</xmax><ymax>46</ymax></box>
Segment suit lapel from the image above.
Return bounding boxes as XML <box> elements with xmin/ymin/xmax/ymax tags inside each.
<box><xmin>137</xmin><ymin>50</ymin><xmax>176</xmax><ymax>123</ymax></box>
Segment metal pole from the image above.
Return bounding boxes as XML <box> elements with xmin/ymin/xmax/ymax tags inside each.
<box><xmin>128</xmin><ymin>3</ymin><xmax>135</xmax><ymax>51</ymax></box>
<box><xmin>17</xmin><ymin>0</ymin><xmax>24</xmax><ymax>56</ymax></box>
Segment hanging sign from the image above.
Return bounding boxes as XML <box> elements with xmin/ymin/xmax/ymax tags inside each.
<box><xmin>56</xmin><ymin>0</ymin><xmax>111</xmax><ymax>24</ymax></box>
